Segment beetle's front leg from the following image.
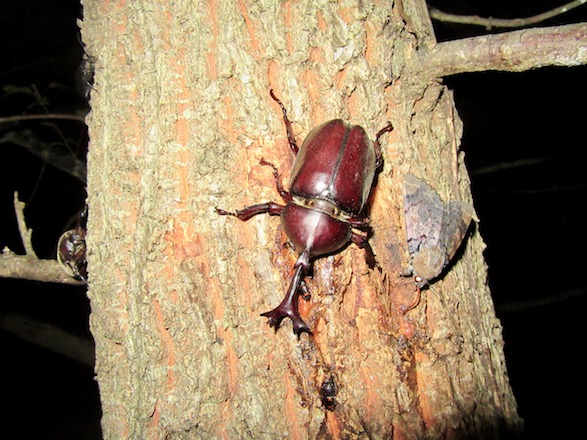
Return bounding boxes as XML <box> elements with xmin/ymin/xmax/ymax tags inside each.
<box><xmin>374</xmin><ymin>121</ymin><xmax>393</xmax><ymax>168</ymax></box>
<box><xmin>269</xmin><ymin>90</ymin><xmax>299</xmax><ymax>155</ymax></box>
<box><xmin>215</xmin><ymin>202</ymin><xmax>285</xmax><ymax>221</ymax></box>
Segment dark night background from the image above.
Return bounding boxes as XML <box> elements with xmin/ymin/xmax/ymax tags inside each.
<box><xmin>1</xmin><ymin>1</ymin><xmax>585</xmax><ymax>438</ymax></box>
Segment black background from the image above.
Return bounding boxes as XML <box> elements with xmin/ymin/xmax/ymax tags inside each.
<box><xmin>1</xmin><ymin>1</ymin><xmax>586</xmax><ymax>438</ymax></box>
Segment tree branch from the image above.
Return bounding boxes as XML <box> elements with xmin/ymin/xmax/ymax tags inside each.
<box><xmin>0</xmin><ymin>248</ymin><xmax>84</xmax><ymax>285</ymax></box>
<box><xmin>429</xmin><ymin>0</ymin><xmax>587</xmax><ymax>29</ymax></box>
<box><xmin>420</xmin><ymin>22</ymin><xmax>587</xmax><ymax>78</ymax></box>
<box><xmin>1</xmin><ymin>193</ymin><xmax>85</xmax><ymax>285</ymax></box>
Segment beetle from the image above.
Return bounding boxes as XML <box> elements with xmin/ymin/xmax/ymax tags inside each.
<box><xmin>216</xmin><ymin>90</ymin><xmax>392</xmax><ymax>336</ymax></box>
<box><xmin>319</xmin><ymin>375</ymin><xmax>338</xmax><ymax>411</ymax></box>
<box><xmin>57</xmin><ymin>205</ymin><xmax>88</xmax><ymax>282</ymax></box>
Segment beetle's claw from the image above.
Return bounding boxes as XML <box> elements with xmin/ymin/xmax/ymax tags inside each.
<box><xmin>215</xmin><ymin>207</ymin><xmax>232</xmax><ymax>216</ymax></box>
<box><xmin>292</xmin><ymin>319</ymin><xmax>312</xmax><ymax>338</ymax></box>
<box><xmin>260</xmin><ymin>307</ymin><xmax>311</xmax><ymax>337</ymax></box>
<box><xmin>260</xmin><ymin>309</ymin><xmax>285</xmax><ymax>330</ymax></box>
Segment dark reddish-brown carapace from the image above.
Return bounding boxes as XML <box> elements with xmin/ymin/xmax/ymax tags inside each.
<box><xmin>216</xmin><ymin>91</ymin><xmax>392</xmax><ymax>336</ymax></box>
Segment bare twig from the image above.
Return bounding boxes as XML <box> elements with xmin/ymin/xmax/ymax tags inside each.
<box><xmin>13</xmin><ymin>192</ymin><xmax>37</xmax><ymax>258</ymax></box>
<box><xmin>429</xmin><ymin>1</ymin><xmax>587</xmax><ymax>29</ymax></box>
<box><xmin>0</xmin><ymin>130</ymin><xmax>87</xmax><ymax>183</ymax></box>
<box><xmin>420</xmin><ymin>22</ymin><xmax>587</xmax><ymax>78</ymax></box>
<box><xmin>0</xmin><ymin>113</ymin><xmax>86</xmax><ymax>125</ymax></box>
<box><xmin>470</xmin><ymin>157</ymin><xmax>556</xmax><ymax>177</ymax></box>
<box><xmin>497</xmin><ymin>284</ymin><xmax>587</xmax><ymax>313</ymax></box>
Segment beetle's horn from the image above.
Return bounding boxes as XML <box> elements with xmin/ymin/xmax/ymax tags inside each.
<box><xmin>260</xmin><ymin>253</ymin><xmax>311</xmax><ymax>337</ymax></box>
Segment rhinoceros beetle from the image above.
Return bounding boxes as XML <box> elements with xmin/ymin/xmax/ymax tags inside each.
<box><xmin>216</xmin><ymin>91</ymin><xmax>392</xmax><ymax>336</ymax></box>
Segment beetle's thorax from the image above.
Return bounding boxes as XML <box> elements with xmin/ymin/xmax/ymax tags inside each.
<box><xmin>291</xmin><ymin>195</ymin><xmax>354</xmax><ymax>222</ymax></box>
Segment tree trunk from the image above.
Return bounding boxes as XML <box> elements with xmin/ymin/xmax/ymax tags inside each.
<box><xmin>81</xmin><ymin>0</ymin><xmax>522</xmax><ymax>438</ymax></box>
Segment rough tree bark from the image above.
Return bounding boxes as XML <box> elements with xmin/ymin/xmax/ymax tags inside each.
<box><xmin>81</xmin><ymin>1</ymin><xmax>527</xmax><ymax>438</ymax></box>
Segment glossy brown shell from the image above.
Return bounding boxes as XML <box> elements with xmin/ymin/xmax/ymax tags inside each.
<box><xmin>289</xmin><ymin>119</ymin><xmax>377</xmax><ymax>215</ymax></box>
<box><xmin>281</xmin><ymin>204</ymin><xmax>352</xmax><ymax>257</ymax></box>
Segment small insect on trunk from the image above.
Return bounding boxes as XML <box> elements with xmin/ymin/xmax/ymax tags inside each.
<box><xmin>57</xmin><ymin>205</ymin><xmax>88</xmax><ymax>282</ymax></box>
<box><xmin>216</xmin><ymin>91</ymin><xmax>392</xmax><ymax>336</ymax></box>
